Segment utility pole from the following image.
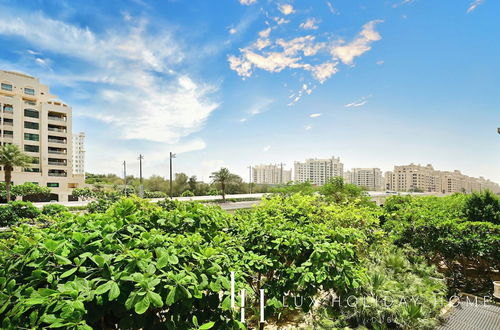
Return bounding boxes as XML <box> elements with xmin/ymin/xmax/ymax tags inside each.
<box><xmin>280</xmin><ymin>163</ymin><xmax>284</xmax><ymax>184</ymax></box>
<box><xmin>169</xmin><ymin>152</ymin><xmax>176</xmax><ymax>199</ymax></box>
<box><xmin>138</xmin><ymin>154</ymin><xmax>144</xmax><ymax>198</ymax></box>
<box><xmin>123</xmin><ymin>160</ymin><xmax>127</xmax><ymax>196</ymax></box>
<box><xmin>248</xmin><ymin>166</ymin><xmax>252</xmax><ymax>194</ymax></box>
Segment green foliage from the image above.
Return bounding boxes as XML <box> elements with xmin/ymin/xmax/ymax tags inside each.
<box><xmin>0</xmin><ymin>182</ymin><xmax>51</xmax><ymax>199</ymax></box>
<box><xmin>0</xmin><ymin>201</ymin><xmax>41</xmax><ymax>226</ymax></box>
<box><xmin>71</xmin><ymin>187</ymin><xmax>95</xmax><ymax>200</ymax></box>
<box><xmin>143</xmin><ymin>190</ymin><xmax>166</xmax><ymax>198</ymax></box>
<box><xmin>181</xmin><ymin>190</ymin><xmax>195</xmax><ymax>197</ymax></box>
<box><xmin>270</xmin><ymin>181</ymin><xmax>316</xmax><ymax>196</ymax></box>
<box><xmin>0</xmin><ymin>194</ymin><xmax>449</xmax><ymax>329</ymax></box>
<box><xmin>42</xmin><ymin>204</ymin><xmax>69</xmax><ymax>216</ymax></box>
<box><xmin>463</xmin><ymin>190</ymin><xmax>500</xmax><ymax>224</ymax></box>
<box><xmin>319</xmin><ymin>177</ymin><xmax>374</xmax><ymax>206</ymax></box>
<box><xmin>383</xmin><ymin>193</ymin><xmax>500</xmax><ymax>295</ymax></box>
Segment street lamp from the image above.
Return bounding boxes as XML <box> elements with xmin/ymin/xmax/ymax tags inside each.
<box><xmin>138</xmin><ymin>155</ymin><xmax>144</xmax><ymax>198</ymax></box>
<box><xmin>169</xmin><ymin>152</ymin><xmax>176</xmax><ymax>199</ymax></box>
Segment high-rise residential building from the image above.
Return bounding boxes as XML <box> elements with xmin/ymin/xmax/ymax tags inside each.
<box><xmin>252</xmin><ymin>164</ymin><xmax>292</xmax><ymax>185</ymax></box>
<box><xmin>385</xmin><ymin>163</ymin><xmax>500</xmax><ymax>193</ymax></box>
<box><xmin>344</xmin><ymin>168</ymin><xmax>384</xmax><ymax>191</ymax></box>
<box><xmin>0</xmin><ymin>70</ymin><xmax>85</xmax><ymax>201</ymax></box>
<box><xmin>72</xmin><ymin>132</ymin><xmax>85</xmax><ymax>175</ymax></box>
<box><xmin>294</xmin><ymin>156</ymin><xmax>343</xmax><ymax>186</ymax></box>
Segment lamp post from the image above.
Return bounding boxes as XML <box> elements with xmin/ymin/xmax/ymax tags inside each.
<box><xmin>169</xmin><ymin>152</ymin><xmax>176</xmax><ymax>199</ymax></box>
<box><xmin>248</xmin><ymin>166</ymin><xmax>252</xmax><ymax>194</ymax></box>
<box><xmin>123</xmin><ymin>160</ymin><xmax>127</xmax><ymax>196</ymax></box>
<box><xmin>138</xmin><ymin>154</ymin><xmax>144</xmax><ymax>198</ymax></box>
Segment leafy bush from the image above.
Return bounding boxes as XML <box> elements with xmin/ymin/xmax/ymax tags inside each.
<box><xmin>0</xmin><ymin>182</ymin><xmax>51</xmax><ymax>200</ymax></box>
<box><xmin>144</xmin><ymin>190</ymin><xmax>166</xmax><ymax>198</ymax></box>
<box><xmin>42</xmin><ymin>204</ymin><xmax>69</xmax><ymax>216</ymax></box>
<box><xmin>0</xmin><ymin>201</ymin><xmax>41</xmax><ymax>226</ymax></box>
<box><xmin>181</xmin><ymin>190</ymin><xmax>195</xmax><ymax>197</ymax></box>
<box><xmin>0</xmin><ymin>195</ymin><xmax>449</xmax><ymax>329</ymax></box>
<box><xmin>383</xmin><ymin>193</ymin><xmax>500</xmax><ymax>295</ymax></box>
<box><xmin>463</xmin><ymin>190</ymin><xmax>500</xmax><ymax>224</ymax></box>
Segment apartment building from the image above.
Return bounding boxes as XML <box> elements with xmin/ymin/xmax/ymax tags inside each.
<box><xmin>73</xmin><ymin>132</ymin><xmax>85</xmax><ymax>174</ymax></box>
<box><xmin>344</xmin><ymin>168</ymin><xmax>384</xmax><ymax>191</ymax></box>
<box><xmin>294</xmin><ymin>156</ymin><xmax>344</xmax><ymax>186</ymax></box>
<box><xmin>0</xmin><ymin>70</ymin><xmax>85</xmax><ymax>201</ymax></box>
<box><xmin>385</xmin><ymin>163</ymin><xmax>500</xmax><ymax>193</ymax></box>
<box><xmin>252</xmin><ymin>164</ymin><xmax>292</xmax><ymax>185</ymax></box>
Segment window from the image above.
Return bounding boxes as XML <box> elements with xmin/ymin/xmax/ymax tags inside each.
<box><xmin>24</xmin><ymin>109</ymin><xmax>39</xmax><ymax>118</ymax></box>
<box><xmin>24</xmin><ymin>121</ymin><xmax>39</xmax><ymax>130</ymax></box>
<box><xmin>3</xmin><ymin>130</ymin><xmax>13</xmax><ymax>138</ymax></box>
<box><xmin>24</xmin><ymin>133</ymin><xmax>39</xmax><ymax>141</ymax></box>
<box><xmin>3</xmin><ymin>105</ymin><xmax>13</xmax><ymax>112</ymax></box>
<box><xmin>1</xmin><ymin>83</ymin><xmax>12</xmax><ymax>91</ymax></box>
<box><xmin>24</xmin><ymin>168</ymin><xmax>40</xmax><ymax>173</ymax></box>
<box><xmin>47</xmin><ymin>183</ymin><xmax>59</xmax><ymax>188</ymax></box>
<box><xmin>24</xmin><ymin>145</ymin><xmax>39</xmax><ymax>153</ymax></box>
<box><xmin>31</xmin><ymin>157</ymin><xmax>40</xmax><ymax>164</ymax></box>
<box><xmin>24</xmin><ymin>100</ymin><xmax>36</xmax><ymax>106</ymax></box>
<box><xmin>24</xmin><ymin>88</ymin><xmax>35</xmax><ymax>95</ymax></box>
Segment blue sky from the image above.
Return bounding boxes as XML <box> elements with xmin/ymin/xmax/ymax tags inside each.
<box><xmin>0</xmin><ymin>0</ymin><xmax>498</xmax><ymax>183</ymax></box>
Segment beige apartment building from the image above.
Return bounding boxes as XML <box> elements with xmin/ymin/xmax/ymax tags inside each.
<box><xmin>344</xmin><ymin>168</ymin><xmax>384</xmax><ymax>191</ymax></box>
<box><xmin>252</xmin><ymin>164</ymin><xmax>292</xmax><ymax>185</ymax></box>
<box><xmin>73</xmin><ymin>132</ymin><xmax>85</xmax><ymax>175</ymax></box>
<box><xmin>294</xmin><ymin>156</ymin><xmax>344</xmax><ymax>186</ymax></box>
<box><xmin>385</xmin><ymin>163</ymin><xmax>500</xmax><ymax>194</ymax></box>
<box><xmin>0</xmin><ymin>70</ymin><xmax>85</xmax><ymax>202</ymax></box>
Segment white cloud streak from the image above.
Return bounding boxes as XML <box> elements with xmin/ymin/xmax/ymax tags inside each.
<box><xmin>0</xmin><ymin>9</ymin><xmax>218</xmax><ymax>145</ymax></box>
<box><xmin>331</xmin><ymin>20</ymin><xmax>383</xmax><ymax>65</ymax></box>
<box><xmin>310</xmin><ymin>113</ymin><xmax>322</xmax><ymax>118</ymax></box>
<box><xmin>240</xmin><ymin>0</ymin><xmax>257</xmax><ymax>5</ymax></box>
<box><xmin>467</xmin><ymin>0</ymin><xmax>484</xmax><ymax>13</ymax></box>
<box><xmin>300</xmin><ymin>18</ymin><xmax>320</xmax><ymax>30</ymax></box>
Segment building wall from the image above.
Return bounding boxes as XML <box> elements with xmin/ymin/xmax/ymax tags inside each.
<box><xmin>385</xmin><ymin>163</ymin><xmax>500</xmax><ymax>194</ymax></box>
<box><xmin>0</xmin><ymin>70</ymin><xmax>85</xmax><ymax>201</ymax></box>
<box><xmin>294</xmin><ymin>156</ymin><xmax>344</xmax><ymax>186</ymax></box>
<box><xmin>252</xmin><ymin>164</ymin><xmax>291</xmax><ymax>185</ymax></box>
<box><xmin>73</xmin><ymin>132</ymin><xmax>85</xmax><ymax>174</ymax></box>
<box><xmin>345</xmin><ymin>168</ymin><xmax>384</xmax><ymax>191</ymax></box>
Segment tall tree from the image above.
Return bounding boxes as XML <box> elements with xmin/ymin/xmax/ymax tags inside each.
<box><xmin>188</xmin><ymin>175</ymin><xmax>197</xmax><ymax>192</ymax></box>
<box><xmin>0</xmin><ymin>144</ymin><xmax>32</xmax><ymax>202</ymax></box>
<box><xmin>210</xmin><ymin>168</ymin><xmax>239</xmax><ymax>202</ymax></box>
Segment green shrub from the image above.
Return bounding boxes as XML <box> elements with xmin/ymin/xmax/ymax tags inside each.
<box><xmin>181</xmin><ymin>190</ymin><xmax>194</xmax><ymax>197</ymax></box>
<box><xmin>463</xmin><ymin>190</ymin><xmax>500</xmax><ymax>224</ymax></box>
<box><xmin>42</xmin><ymin>204</ymin><xmax>69</xmax><ymax>216</ymax></box>
<box><xmin>0</xmin><ymin>201</ymin><xmax>41</xmax><ymax>226</ymax></box>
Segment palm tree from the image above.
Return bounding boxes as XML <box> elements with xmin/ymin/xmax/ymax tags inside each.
<box><xmin>0</xmin><ymin>144</ymin><xmax>32</xmax><ymax>202</ymax></box>
<box><xmin>210</xmin><ymin>168</ymin><xmax>238</xmax><ymax>202</ymax></box>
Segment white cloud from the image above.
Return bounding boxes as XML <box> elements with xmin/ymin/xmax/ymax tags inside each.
<box><xmin>392</xmin><ymin>0</ymin><xmax>416</xmax><ymax>8</ymax></box>
<box><xmin>259</xmin><ymin>28</ymin><xmax>272</xmax><ymax>38</ymax></box>
<box><xmin>229</xmin><ymin>28</ymin><xmax>237</xmax><ymax>34</ymax></box>
<box><xmin>304</xmin><ymin>125</ymin><xmax>313</xmax><ymax>130</ymax></box>
<box><xmin>279</xmin><ymin>4</ymin><xmax>295</xmax><ymax>15</ymax></box>
<box><xmin>0</xmin><ymin>9</ymin><xmax>219</xmax><ymax>144</ymax></box>
<box><xmin>376</xmin><ymin>60</ymin><xmax>384</xmax><ymax>65</ymax></box>
<box><xmin>274</xmin><ymin>17</ymin><xmax>290</xmax><ymax>25</ymax></box>
<box><xmin>308</xmin><ymin>62</ymin><xmax>338</xmax><ymax>83</ymax></box>
<box><xmin>248</xmin><ymin>98</ymin><xmax>274</xmax><ymax>115</ymax></box>
<box><xmin>325</xmin><ymin>1</ymin><xmax>339</xmax><ymax>14</ymax></box>
<box><xmin>240</xmin><ymin>0</ymin><xmax>257</xmax><ymax>5</ymax></box>
<box><xmin>331</xmin><ymin>20</ymin><xmax>384</xmax><ymax>65</ymax></box>
<box><xmin>467</xmin><ymin>0</ymin><xmax>484</xmax><ymax>13</ymax></box>
<box><xmin>300</xmin><ymin>18</ymin><xmax>319</xmax><ymax>30</ymax></box>
<box><xmin>345</xmin><ymin>95</ymin><xmax>371</xmax><ymax>108</ymax></box>
<box><xmin>263</xmin><ymin>145</ymin><xmax>271</xmax><ymax>152</ymax></box>
<box><xmin>239</xmin><ymin>118</ymin><xmax>248</xmax><ymax>123</ymax></box>
<box><xmin>310</xmin><ymin>113</ymin><xmax>322</xmax><ymax>118</ymax></box>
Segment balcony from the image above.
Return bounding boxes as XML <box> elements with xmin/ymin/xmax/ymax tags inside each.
<box><xmin>48</xmin><ymin>116</ymin><xmax>66</xmax><ymax>122</ymax></box>
<box><xmin>2</xmin><ymin>120</ymin><xmax>13</xmax><ymax>126</ymax></box>
<box><xmin>48</xmin><ymin>148</ymin><xmax>67</xmax><ymax>155</ymax></box>
<box><xmin>3</xmin><ymin>132</ymin><xmax>13</xmax><ymax>139</ymax></box>
<box><xmin>48</xmin><ymin>126</ymin><xmax>67</xmax><ymax>133</ymax></box>
<box><xmin>3</xmin><ymin>106</ymin><xmax>13</xmax><ymax>113</ymax></box>
<box><xmin>48</xmin><ymin>159</ymin><xmax>67</xmax><ymax>166</ymax></box>
<box><xmin>48</xmin><ymin>137</ymin><xmax>66</xmax><ymax>144</ymax></box>
<box><xmin>48</xmin><ymin>170</ymin><xmax>67</xmax><ymax>177</ymax></box>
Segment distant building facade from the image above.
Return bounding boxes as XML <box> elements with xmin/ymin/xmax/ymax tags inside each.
<box><xmin>294</xmin><ymin>156</ymin><xmax>344</xmax><ymax>186</ymax></box>
<box><xmin>0</xmin><ymin>70</ymin><xmax>85</xmax><ymax>201</ymax></box>
<box><xmin>385</xmin><ymin>163</ymin><xmax>500</xmax><ymax>193</ymax></box>
<box><xmin>344</xmin><ymin>168</ymin><xmax>384</xmax><ymax>191</ymax></box>
<box><xmin>252</xmin><ymin>164</ymin><xmax>291</xmax><ymax>185</ymax></box>
<box><xmin>72</xmin><ymin>132</ymin><xmax>85</xmax><ymax>174</ymax></box>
